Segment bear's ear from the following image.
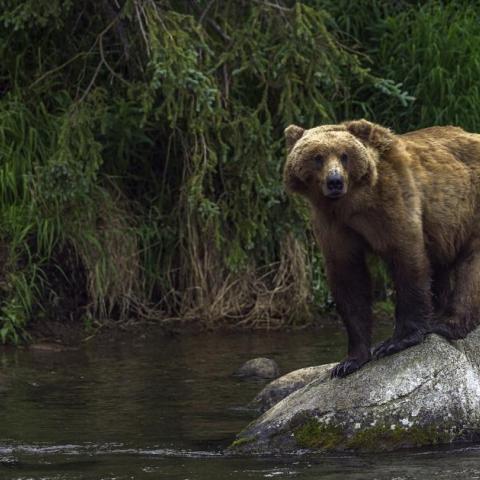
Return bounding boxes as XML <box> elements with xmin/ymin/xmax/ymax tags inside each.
<box><xmin>284</xmin><ymin>124</ymin><xmax>305</xmax><ymax>153</ymax></box>
<box><xmin>344</xmin><ymin>119</ymin><xmax>394</xmax><ymax>153</ymax></box>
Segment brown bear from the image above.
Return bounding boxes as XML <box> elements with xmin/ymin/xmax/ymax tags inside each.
<box><xmin>284</xmin><ymin>119</ymin><xmax>480</xmax><ymax>378</ymax></box>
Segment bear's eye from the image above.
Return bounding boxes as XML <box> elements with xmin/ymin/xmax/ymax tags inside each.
<box><xmin>340</xmin><ymin>153</ymin><xmax>348</xmax><ymax>165</ymax></box>
<box><xmin>313</xmin><ymin>155</ymin><xmax>323</xmax><ymax>168</ymax></box>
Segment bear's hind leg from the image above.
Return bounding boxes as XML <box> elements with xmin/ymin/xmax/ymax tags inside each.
<box><xmin>437</xmin><ymin>238</ymin><xmax>480</xmax><ymax>339</ymax></box>
<box><xmin>432</xmin><ymin>265</ymin><xmax>452</xmax><ymax>317</ymax></box>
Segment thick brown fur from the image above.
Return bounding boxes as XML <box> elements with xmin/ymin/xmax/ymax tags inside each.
<box><xmin>284</xmin><ymin>119</ymin><xmax>480</xmax><ymax>377</ymax></box>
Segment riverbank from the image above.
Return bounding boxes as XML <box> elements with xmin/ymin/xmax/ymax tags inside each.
<box><xmin>19</xmin><ymin>306</ymin><xmax>395</xmax><ymax>348</ymax></box>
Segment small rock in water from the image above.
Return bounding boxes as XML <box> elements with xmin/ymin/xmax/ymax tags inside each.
<box><xmin>234</xmin><ymin>357</ymin><xmax>280</xmax><ymax>379</ymax></box>
<box><xmin>252</xmin><ymin>364</ymin><xmax>336</xmax><ymax>412</ymax></box>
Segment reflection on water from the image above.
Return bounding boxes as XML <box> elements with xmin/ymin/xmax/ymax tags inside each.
<box><xmin>0</xmin><ymin>321</ymin><xmax>479</xmax><ymax>479</ymax></box>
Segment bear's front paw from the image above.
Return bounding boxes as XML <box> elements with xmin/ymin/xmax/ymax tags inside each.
<box><xmin>330</xmin><ymin>356</ymin><xmax>369</xmax><ymax>378</ymax></box>
<box><xmin>372</xmin><ymin>331</ymin><xmax>425</xmax><ymax>360</ymax></box>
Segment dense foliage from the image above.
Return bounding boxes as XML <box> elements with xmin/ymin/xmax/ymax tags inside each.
<box><xmin>0</xmin><ymin>0</ymin><xmax>476</xmax><ymax>341</ymax></box>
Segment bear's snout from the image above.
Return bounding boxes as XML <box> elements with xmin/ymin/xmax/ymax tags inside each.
<box><xmin>324</xmin><ymin>172</ymin><xmax>346</xmax><ymax>198</ymax></box>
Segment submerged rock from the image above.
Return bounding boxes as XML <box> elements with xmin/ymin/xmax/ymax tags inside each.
<box><xmin>230</xmin><ymin>329</ymin><xmax>480</xmax><ymax>454</ymax></box>
<box><xmin>234</xmin><ymin>357</ymin><xmax>280</xmax><ymax>379</ymax></box>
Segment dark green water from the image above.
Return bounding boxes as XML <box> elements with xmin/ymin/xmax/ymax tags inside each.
<box><xmin>1</xmin><ymin>324</ymin><xmax>480</xmax><ymax>479</ymax></box>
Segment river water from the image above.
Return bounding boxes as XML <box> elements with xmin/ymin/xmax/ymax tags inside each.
<box><xmin>1</xmin><ymin>323</ymin><xmax>480</xmax><ymax>479</ymax></box>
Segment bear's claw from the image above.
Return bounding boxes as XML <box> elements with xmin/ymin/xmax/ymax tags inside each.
<box><xmin>330</xmin><ymin>357</ymin><xmax>368</xmax><ymax>378</ymax></box>
<box><xmin>372</xmin><ymin>331</ymin><xmax>425</xmax><ymax>360</ymax></box>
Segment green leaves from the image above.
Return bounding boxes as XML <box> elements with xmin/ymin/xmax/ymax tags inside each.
<box><xmin>33</xmin><ymin>103</ymin><xmax>103</xmax><ymax>208</ymax></box>
<box><xmin>0</xmin><ymin>0</ymin><xmax>452</xmax><ymax>338</ymax></box>
<box><xmin>0</xmin><ymin>0</ymin><xmax>74</xmax><ymax>31</ymax></box>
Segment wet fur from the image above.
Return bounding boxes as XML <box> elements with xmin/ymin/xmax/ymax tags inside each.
<box><xmin>284</xmin><ymin>119</ymin><xmax>480</xmax><ymax>377</ymax></box>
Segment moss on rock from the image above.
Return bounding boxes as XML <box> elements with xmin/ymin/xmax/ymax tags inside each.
<box><xmin>293</xmin><ymin>418</ymin><xmax>452</xmax><ymax>452</ymax></box>
<box><xmin>294</xmin><ymin>419</ymin><xmax>345</xmax><ymax>450</ymax></box>
<box><xmin>229</xmin><ymin>436</ymin><xmax>256</xmax><ymax>449</ymax></box>
<box><xmin>347</xmin><ymin>424</ymin><xmax>451</xmax><ymax>451</ymax></box>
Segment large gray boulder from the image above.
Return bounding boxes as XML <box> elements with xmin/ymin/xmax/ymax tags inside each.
<box><xmin>230</xmin><ymin>329</ymin><xmax>480</xmax><ymax>454</ymax></box>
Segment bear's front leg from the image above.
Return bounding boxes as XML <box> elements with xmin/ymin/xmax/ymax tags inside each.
<box><xmin>372</xmin><ymin>246</ymin><xmax>433</xmax><ymax>360</ymax></box>
<box><xmin>324</xmin><ymin>250</ymin><xmax>373</xmax><ymax>378</ymax></box>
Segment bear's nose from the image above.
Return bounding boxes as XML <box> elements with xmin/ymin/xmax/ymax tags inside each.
<box><xmin>326</xmin><ymin>172</ymin><xmax>344</xmax><ymax>192</ymax></box>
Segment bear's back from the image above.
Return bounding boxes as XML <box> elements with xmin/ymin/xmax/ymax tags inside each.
<box><xmin>394</xmin><ymin>126</ymin><xmax>480</xmax><ymax>263</ymax></box>
<box><xmin>399</xmin><ymin>126</ymin><xmax>480</xmax><ymax>169</ymax></box>
<box><xmin>400</xmin><ymin>125</ymin><xmax>466</xmax><ymax>140</ymax></box>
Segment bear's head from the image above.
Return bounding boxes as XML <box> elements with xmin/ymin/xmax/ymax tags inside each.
<box><xmin>283</xmin><ymin>119</ymin><xmax>394</xmax><ymax>201</ymax></box>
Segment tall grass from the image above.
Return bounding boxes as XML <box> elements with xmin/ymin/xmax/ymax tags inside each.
<box><xmin>371</xmin><ymin>1</ymin><xmax>480</xmax><ymax>131</ymax></box>
<box><xmin>0</xmin><ymin>0</ymin><xmax>476</xmax><ymax>341</ymax></box>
